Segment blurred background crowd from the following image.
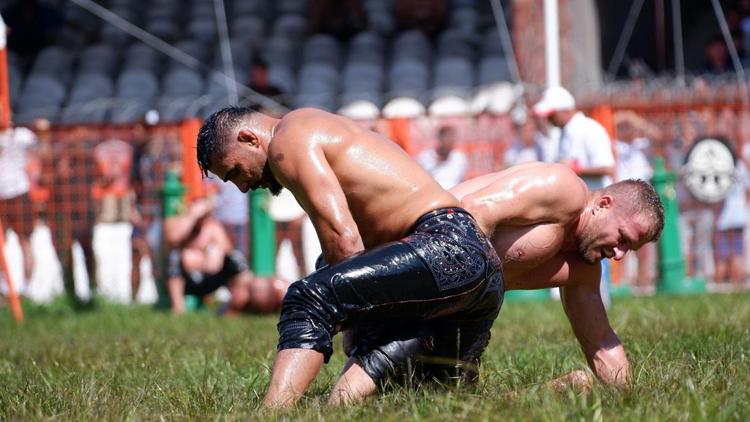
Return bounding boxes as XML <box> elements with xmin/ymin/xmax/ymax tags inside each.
<box><xmin>1</xmin><ymin>0</ymin><xmax>750</xmax><ymax>315</ymax></box>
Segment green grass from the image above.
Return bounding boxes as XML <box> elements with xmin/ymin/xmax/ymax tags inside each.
<box><xmin>1</xmin><ymin>294</ymin><xmax>749</xmax><ymax>420</ymax></box>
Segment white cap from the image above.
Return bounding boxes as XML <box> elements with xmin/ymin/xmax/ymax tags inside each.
<box><xmin>533</xmin><ymin>86</ymin><xmax>576</xmax><ymax>116</ymax></box>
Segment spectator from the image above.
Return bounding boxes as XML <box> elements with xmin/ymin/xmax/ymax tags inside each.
<box><xmin>250</xmin><ymin>57</ymin><xmax>286</xmax><ymax>105</ymax></box>
<box><xmin>700</xmin><ymin>35</ymin><xmax>731</xmax><ymax>76</ymax></box>
<box><xmin>713</xmin><ymin>143</ymin><xmax>750</xmax><ymax>287</ymax></box>
<box><xmin>614</xmin><ymin>112</ymin><xmax>656</xmax><ymax>291</ymax></box>
<box><xmin>309</xmin><ymin>0</ymin><xmax>367</xmax><ymax>41</ymax></box>
<box><xmin>504</xmin><ymin>115</ymin><xmax>541</xmax><ymax>168</ymax></box>
<box><xmin>130</xmin><ymin>120</ymin><xmax>181</xmax><ymax>302</ymax></box>
<box><xmin>416</xmin><ymin>126</ymin><xmax>468</xmax><ymax>189</ymax></box>
<box><xmin>42</xmin><ymin>133</ymin><xmax>98</xmax><ymax>304</ymax></box>
<box><xmin>0</xmin><ymin>123</ymin><xmax>38</xmax><ymax>285</ymax></box>
<box><xmin>533</xmin><ymin>86</ymin><xmax>615</xmax><ymax>190</ymax></box>
<box><xmin>163</xmin><ymin>199</ymin><xmax>288</xmax><ymax>315</ymax></box>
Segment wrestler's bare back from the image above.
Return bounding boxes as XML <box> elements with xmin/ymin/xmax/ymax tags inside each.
<box><xmin>269</xmin><ymin>109</ymin><xmax>458</xmax><ymax>248</ymax></box>
<box><xmin>451</xmin><ymin>162</ymin><xmax>598</xmax><ymax>290</ymax></box>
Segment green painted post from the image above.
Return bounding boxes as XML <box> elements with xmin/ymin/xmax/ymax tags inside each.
<box><xmin>504</xmin><ymin>289</ymin><xmax>550</xmax><ymax>302</ymax></box>
<box><xmin>251</xmin><ymin>189</ymin><xmax>276</xmax><ymax>276</ymax></box>
<box><xmin>162</xmin><ymin>170</ymin><xmax>186</xmax><ymax>218</ymax></box>
<box><xmin>651</xmin><ymin>157</ymin><xmax>706</xmax><ymax>294</ymax></box>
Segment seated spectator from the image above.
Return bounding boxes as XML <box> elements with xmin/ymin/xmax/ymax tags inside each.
<box><xmin>309</xmin><ymin>0</ymin><xmax>367</xmax><ymax>41</ymax></box>
<box><xmin>416</xmin><ymin>125</ymin><xmax>468</xmax><ymax>188</ymax></box>
<box><xmin>700</xmin><ymin>35</ymin><xmax>731</xmax><ymax>76</ymax></box>
<box><xmin>163</xmin><ymin>198</ymin><xmax>288</xmax><ymax>315</ymax></box>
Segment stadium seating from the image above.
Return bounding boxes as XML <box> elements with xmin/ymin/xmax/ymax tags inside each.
<box><xmin>9</xmin><ymin>0</ymin><xmax>515</xmax><ymax>123</ymax></box>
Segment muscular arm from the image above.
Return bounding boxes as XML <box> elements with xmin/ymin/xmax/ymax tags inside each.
<box><xmin>452</xmin><ymin>163</ymin><xmax>588</xmax><ymax>233</ymax></box>
<box><xmin>559</xmin><ymin>268</ymin><xmax>630</xmax><ymax>387</ymax></box>
<box><xmin>271</xmin><ymin>129</ymin><xmax>364</xmax><ymax>264</ymax></box>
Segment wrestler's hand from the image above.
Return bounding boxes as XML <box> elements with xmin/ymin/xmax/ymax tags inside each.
<box><xmin>545</xmin><ymin>369</ymin><xmax>593</xmax><ymax>393</ymax></box>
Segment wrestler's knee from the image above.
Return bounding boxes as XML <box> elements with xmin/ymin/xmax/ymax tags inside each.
<box><xmin>277</xmin><ymin>278</ymin><xmax>342</xmax><ymax>362</ymax></box>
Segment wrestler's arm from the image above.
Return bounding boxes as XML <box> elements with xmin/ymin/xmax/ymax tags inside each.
<box><xmin>270</xmin><ymin>131</ymin><xmax>364</xmax><ymax>264</ymax></box>
<box><xmin>557</xmin><ymin>267</ymin><xmax>630</xmax><ymax>388</ymax></box>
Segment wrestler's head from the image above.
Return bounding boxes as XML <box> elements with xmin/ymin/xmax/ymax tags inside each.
<box><xmin>577</xmin><ymin>179</ymin><xmax>664</xmax><ymax>264</ymax></box>
<box><xmin>197</xmin><ymin>106</ymin><xmax>283</xmax><ymax>195</ymax></box>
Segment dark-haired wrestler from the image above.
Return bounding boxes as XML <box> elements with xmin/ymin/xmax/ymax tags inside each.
<box><xmin>196</xmin><ymin>107</ymin><xmax>504</xmax><ymax>408</ymax></box>
<box><xmin>331</xmin><ymin>163</ymin><xmax>664</xmax><ymax>404</ymax></box>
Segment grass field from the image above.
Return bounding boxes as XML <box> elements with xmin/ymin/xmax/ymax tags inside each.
<box><xmin>1</xmin><ymin>293</ymin><xmax>749</xmax><ymax>420</ymax></box>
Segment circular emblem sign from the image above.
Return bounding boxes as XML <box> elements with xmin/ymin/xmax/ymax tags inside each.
<box><xmin>682</xmin><ymin>137</ymin><xmax>737</xmax><ymax>203</ymax></box>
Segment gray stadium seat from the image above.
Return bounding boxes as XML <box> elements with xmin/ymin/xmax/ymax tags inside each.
<box><xmin>162</xmin><ymin>68</ymin><xmax>204</xmax><ymax>97</ymax></box>
<box><xmin>392</xmin><ymin>30</ymin><xmax>432</xmax><ymax>65</ymax></box>
<box><xmin>364</xmin><ymin>0</ymin><xmax>395</xmax><ymax>35</ymax></box>
<box><xmin>271</xmin><ymin>14</ymin><xmax>307</xmax><ymax>44</ymax></box>
<box><xmin>78</xmin><ymin>44</ymin><xmax>119</xmax><ymax>76</ymax></box>
<box><xmin>187</xmin><ymin>17</ymin><xmax>217</xmax><ymax>42</ymax></box>
<box><xmin>277</xmin><ymin>0</ymin><xmax>308</xmax><ymax>15</ymax></box>
<box><xmin>437</xmin><ymin>29</ymin><xmax>475</xmax><ymax>61</ymax></box>
<box><xmin>110</xmin><ymin>97</ymin><xmax>154</xmax><ymax>124</ymax></box>
<box><xmin>388</xmin><ymin>58</ymin><xmax>430</xmax><ymax>98</ymax></box>
<box><xmin>267</xmin><ymin>64</ymin><xmax>296</xmax><ymax>94</ymax></box>
<box><xmin>342</xmin><ymin>62</ymin><xmax>383</xmax><ymax>93</ymax></box>
<box><xmin>68</xmin><ymin>73</ymin><xmax>114</xmax><ymax>103</ymax></box>
<box><xmin>29</xmin><ymin>46</ymin><xmax>74</xmax><ymax>81</ymax></box>
<box><xmin>231</xmin><ymin>15</ymin><xmax>266</xmax><ymax>48</ymax></box>
<box><xmin>302</xmin><ymin>35</ymin><xmax>342</xmax><ymax>67</ymax></box>
<box><xmin>478</xmin><ymin>55</ymin><xmax>512</xmax><ymax>85</ymax></box>
<box><xmin>232</xmin><ymin>0</ymin><xmax>265</xmax><ymax>16</ymax></box>
<box><xmin>433</xmin><ymin>57</ymin><xmax>475</xmax><ymax>98</ymax></box>
<box><xmin>145</xmin><ymin>18</ymin><xmax>180</xmax><ymax>42</ymax></box>
<box><xmin>450</xmin><ymin>7</ymin><xmax>479</xmax><ymax>36</ymax></box>
<box><xmin>263</xmin><ymin>36</ymin><xmax>298</xmax><ymax>68</ymax></box>
<box><xmin>482</xmin><ymin>28</ymin><xmax>505</xmax><ymax>56</ymax></box>
<box><xmin>116</xmin><ymin>69</ymin><xmax>159</xmax><ymax>98</ymax></box>
<box><xmin>124</xmin><ymin>44</ymin><xmax>162</xmax><ymax>72</ymax></box>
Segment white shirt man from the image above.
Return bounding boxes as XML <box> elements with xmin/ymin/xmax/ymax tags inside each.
<box><xmin>534</xmin><ymin>86</ymin><xmax>615</xmax><ymax>191</ymax></box>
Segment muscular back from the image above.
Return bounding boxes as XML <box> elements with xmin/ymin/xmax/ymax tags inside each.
<box><xmin>269</xmin><ymin>109</ymin><xmax>457</xmax><ymax>253</ymax></box>
<box><xmin>451</xmin><ymin>163</ymin><xmax>590</xmax><ymax>288</ymax></box>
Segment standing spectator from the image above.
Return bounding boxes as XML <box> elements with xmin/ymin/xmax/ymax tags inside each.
<box><xmin>533</xmin><ymin>86</ymin><xmax>615</xmax><ymax>190</ymax></box>
<box><xmin>713</xmin><ymin>146</ymin><xmax>750</xmax><ymax>287</ymax></box>
<box><xmin>615</xmin><ymin>112</ymin><xmax>656</xmax><ymax>291</ymax></box>
<box><xmin>0</xmin><ymin>124</ymin><xmax>38</xmax><ymax>285</ymax></box>
<box><xmin>2</xmin><ymin>0</ymin><xmax>63</xmax><ymax>58</ymax></box>
<box><xmin>42</xmin><ymin>132</ymin><xmax>98</xmax><ymax>304</ymax></box>
<box><xmin>396</xmin><ymin>0</ymin><xmax>446</xmax><ymax>37</ymax></box>
<box><xmin>504</xmin><ymin>115</ymin><xmax>541</xmax><ymax>168</ymax></box>
<box><xmin>130</xmin><ymin>121</ymin><xmax>181</xmax><ymax>301</ymax></box>
<box><xmin>416</xmin><ymin>126</ymin><xmax>468</xmax><ymax>189</ymax></box>
<box><xmin>534</xmin><ymin>86</ymin><xmax>616</xmax><ymax>304</ymax></box>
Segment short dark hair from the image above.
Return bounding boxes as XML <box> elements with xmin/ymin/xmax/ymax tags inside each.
<box><xmin>196</xmin><ymin>105</ymin><xmax>257</xmax><ymax>177</ymax></box>
<box><xmin>600</xmin><ymin>179</ymin><xmax>665</xmax><ymax>242</ymax></box>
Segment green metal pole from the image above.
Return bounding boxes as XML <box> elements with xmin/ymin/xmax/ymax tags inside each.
<box><xmin>251</xmin><ymin>189</ymin><xmax>276</xmax><ymax>276</ymax></box>
<box><xmin>158</xmin><ymin>169</ymin><xmax>185</xmax><ymax>309</ymax></box>
<box><xmin>651</xmin><ymin>157</ymin><xmax>705</xmax><ymax>294</ymax></box>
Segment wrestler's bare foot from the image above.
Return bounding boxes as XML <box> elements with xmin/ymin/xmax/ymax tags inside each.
<box><xmin>328</xmin><ymin>357</ymin><xmax>378</xmax><ymax>406</ymax></box>
<box><xmin>264</xmin><ymin>349</ymin><xmax>324</xmax><ymax>408</ymax></box>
